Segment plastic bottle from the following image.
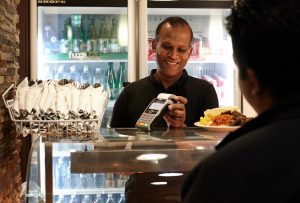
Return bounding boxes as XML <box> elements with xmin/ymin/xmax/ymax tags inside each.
<box><xmin>105</xmin><ymin>194</ymin><xmax>115</xmax><ymax>203</ymax></box>
<box><xmin>81</xmin><ymin>194</ymin><xmax>92</xmax><ymax>203</ymax></box>
<box><xmin>81</xmin><ymin>65</ymin><xmax>91</xmax><ymax>85</ymax></box>
<box><xmin>55</xmin><ymin>157</ymin><xmax>66</xmax><ymax>189</ymax></box>
<box><xmin>69</xmin><ymin>65</ymin><xmax>81</xmax><ymax>83</ymax></box>
<box><xmin>69</xmin><ymin>195</ymin><xmax>79</xmax><ymax>203</ymax></box>
<box><xmin>94</xmin><ymin>67</ymin><xmax>102</xmax><ymax>85</ymax></box>
<box><xmin>116</xmin><ymin>62</ymin><xmax>126</xmax><ymax>97</ymax></box>
<box><xmin>93</xmin><ymin>194</ymin><xmax>105</xmax><ymax>203</ymax></box>
<box><xmin>66</xmin><ymin>161</ymin><xmax>79</xmax><ymax>189</ymax></box>
<box><xmin>106</xmin><ymin>62</ymin><xmax>117</xmax><ymax>100</ymax></box>
<box><xmin>109</xmin><ymin>18</ymin><xmax>120</xmax><ymax>53</ymax></box>
<box><xmin>55</xmin><ymin>65</ymin><xmax>68</xmax><ymax>80</ymax></box>
<box><xmin>94</xmin><ymin>173</ymin><xmax>106</xmax><ymax>188</ymax></box>
<box><xmin>56</xmin><ymin>194</ymin><xmax>67</xmax><ymax>203</ymax></box>
<box><xmin>44</xmin><ymin>23</ymin><xmax>60</xmax><ymax>54</ymax></box>
<box><xmin>59</xmin><ymin>30</ymin><xmax>69</xmax><ymax>54</ymax></box>
<box><xmin>117</xmin><ymin>175</ymin><xmax>128</xmax><ymax>188</ymax></box>
<box><xmin>105</xmin><ymin>173</ymin><xmax>115</xmax><ymax>188</ymax></box>
<box><xmin>43</xmin><ymin>64</ymin><xmax>54</xmax><ymax>80</ymax></box>
<box><xmin>86</xmin><ymin>21</ymin><xmax>98</xmax><ymax>52</ymax></box>
<box><xmin>98</xmin><ymin>18</ymin><xmax>109</xmax><ymax>53</ymax></box>
<box><xmin>80</xmin><ymin>173</ymin><xmax>92</xmax><ymax>188</ymax></box>
<box><xmin>117</xmin><ymin>194</ymin><xmax>125</xmax><ymax>203</ymax></box>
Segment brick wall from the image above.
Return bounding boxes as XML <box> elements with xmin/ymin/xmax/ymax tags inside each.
<box><xmin>0</xmin><ymin>0</ymin><xmax>21</xmax><ymax>202</ymax></box>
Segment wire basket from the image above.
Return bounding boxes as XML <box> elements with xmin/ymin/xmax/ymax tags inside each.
<box><xmin>2</xmin><ymin>84</ymin><xmax>105</xmax><ymax>141</ymax></box>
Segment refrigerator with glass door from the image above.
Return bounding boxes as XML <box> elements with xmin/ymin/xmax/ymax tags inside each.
<box><xmin>30</xmin><ymin>0</ymin><xmax>140</xmax><ymax>128</ymax></box>
<box><xmin>136</xmin><ymin>0</ymin><xmax>241</xmax><ymax>108</ymax></box>
<box><xmin>30</xmin><ymin>0</ymin><xmax>248</xmax><ymax>129</ymax></box>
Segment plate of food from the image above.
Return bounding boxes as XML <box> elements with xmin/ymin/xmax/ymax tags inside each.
<box><xmin>194</xmin><ymin>122</ymin><xmax>240</xmax><ymax>132</ymax></box>
<box><xmin>194</xmin><ymin>106</ymin><xmax>252</xmax><ymax>132</ymax></box>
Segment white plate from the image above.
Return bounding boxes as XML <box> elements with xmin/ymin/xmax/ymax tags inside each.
<box><xmin>194</xmin><ymin>122</ymin><xmax>240</xmax><ymax>132</ymax></box>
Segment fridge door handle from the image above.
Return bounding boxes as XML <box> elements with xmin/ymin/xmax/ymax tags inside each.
<box><xmin>138</xmin><ymin>0</ymin><xmax>149</xmax><ymax>79</ymax></box>
<box><xmin>128</xmin><ymin>0</ymin><xmax>137</xmax><ymax>82</ymax></box>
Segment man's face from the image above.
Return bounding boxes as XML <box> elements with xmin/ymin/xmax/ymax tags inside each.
<box><xmin>154</xmin><ymin>23</ymin><xmax>192</xmax><ymax>78</ymax></box>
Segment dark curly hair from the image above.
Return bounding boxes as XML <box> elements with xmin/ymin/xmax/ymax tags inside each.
<box><xmin>226</xmin><ymin>0</ymin><xmax>300</xmax><ymax>100</ymax></box>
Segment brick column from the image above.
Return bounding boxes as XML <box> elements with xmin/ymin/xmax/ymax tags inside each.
<box><xmin>0</xmin><ymin>0</ymin><xmax>21</xmax><ymax>202</ymax></box>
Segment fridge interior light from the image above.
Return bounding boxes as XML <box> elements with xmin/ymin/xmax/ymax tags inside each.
<box><xmin>208</xmin><ymin>15</ymin><xmax>224</xmax><ymax>55</ymax></box>
<box><xmin>119</xmin><ymin>14</ymin><xmax>128</xmax><ymax>47</ymax></box>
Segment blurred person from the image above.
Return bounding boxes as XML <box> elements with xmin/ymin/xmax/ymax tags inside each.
<box><xmin>110</xmin><ymin>16</ymin><xmax>218</xmax><ymax>129</ymax></box>
<box><xmin>182</xmin><ymin>0</ymin><xmax>300</xmax><ymax>202</ymax></box>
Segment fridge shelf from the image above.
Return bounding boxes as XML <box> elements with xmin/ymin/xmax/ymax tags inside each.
<box><xmin>2</xmin><ymin>84</ymin><xmax>102</xmax><ymax>141</ymax></box>
<box><xmin>148</xmin><ymin>57</ymin><xmax>231</xmax><ymax>64</ymax></box>
<box><xmin>44</xmin><ymin>52</ymin><xmax>128</xmax><ymax>61</ymax></box>
<box><xmin>53</xmin><ymin>188</ymin><xmax>124</xmax><ymax>196</ymax></box>
<box><xmin>43</xmin><ymin>59</ymin><xmax>128</xmax><ymax>64</ymax></box>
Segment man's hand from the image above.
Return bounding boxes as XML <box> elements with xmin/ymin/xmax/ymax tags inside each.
<box><xmin>163</xmin><ymin>96</ymin><xmax>188</xmax><ymax>128</ymax></box>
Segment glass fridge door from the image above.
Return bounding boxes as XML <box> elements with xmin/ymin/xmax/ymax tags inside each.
<box><xmin>144</xmin><ymin>1</ymin><xmax>239</xmax><ymax>107</ymax></box>
<box><xmin>37</xmin><ymin>5</ymin><xmax>128</xmax><ymax>96</ymax></box>
<box><xmin>26</xmin><ymin>139</ymin><xmax>127</xmax><ymax>203</ymax></box>
<box><xmin>33</xmin><ymin>1</ymin><xmax>131</xmax><ymax>128</ymax></box>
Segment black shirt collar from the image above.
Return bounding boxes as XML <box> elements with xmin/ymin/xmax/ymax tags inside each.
<box><xmin>149</xmin><ymin>69</ymin><xmax>188</xmax><ymax>91</ymax></box>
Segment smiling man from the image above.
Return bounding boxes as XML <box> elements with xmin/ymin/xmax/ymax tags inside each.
<box><xmin>110</xmin><ymin>16</ymin><xmax>218</xmax><ymax>128</ymax></box>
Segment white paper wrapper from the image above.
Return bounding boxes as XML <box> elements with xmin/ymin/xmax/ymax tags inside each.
<box><xmin>71</xmin><ymin>86</ymin><xmax>80</xmax><ymax>113</ymax></box>
<box><xmin>78</xmin><ymin>86</ymin><xmax>92</xmax><ymax>113</ymax></box>
<box><xmin>49</xmin><ymin>82</ymin><xmax>57</xmax><ymax>112</ymax></box>
<box><xmin>56</xmin><ymin>85</ymin><xmax>69</xmax><ymax>116</ymax></box>
<box><xmin>98</xmin><ymin>90</ymin><xmax>108</xmax><ymax>119</ymax></box>
<box><xmin>17</xmin><ymin>77</ymin><xmax>29</xmax><ymax>110</ymax></box>
<box><xmin>91</xmin><ymin>86</ymin><xmax>105</xmax><ymax>117</ymax></box>
<box><xmin>32</xmin><ymin>82</ymin><xmax>44</xmax><ymax>114</ymax></box>
<box><xmin>25</xmin><ymin>83</ymin><xmax>41</xmax><ymax>113</ymax></box>
<box><xmin>41</xmin><ymin>82</ymin><xmax>56</xmax><ymax>112</ymax></box>
<box><xmin>39</xmin><ymin>81</ymin><xmax>49</xmax><ymax>112</ymax></box>
<box><xmin>64</xmin><ymin>84</ymin><xmax>73</xmax><ymax>112</ymax></box>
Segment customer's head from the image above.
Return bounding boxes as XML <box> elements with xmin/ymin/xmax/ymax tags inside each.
<box><xmin>226</xmin><ymin>0</ymin><xmax>300</xmax><ymax>102</ymax></box>
<box><xmin>153</xmin><ymin>16</ymin><xmax>193</xmax><ymax>79</ymax></box>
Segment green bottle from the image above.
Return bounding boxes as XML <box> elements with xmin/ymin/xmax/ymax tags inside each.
<box><xmin>107</xmin><ymin>62</ymin><xmax>117</xmax><ymax>100</ymax></box>
<box><xmin>109</xmin><ymin>18</ymin><xmax>120</xmax><ymax>53</ymax></box>
<box><xmin>86</xmin><ymin>21</ymin><xmax>97</xmax><ymax>52</ymax></box>
<box><xmin>72</xmin><ymin>27</ymin><xmax>84</xmax><ymax>53</ymax></box>
<box><xmin>116</xmin><ymin>62</ymin><xmax>126</xmax><ymax>96</ymax></box>
<box><xmin>98</xmin><ymin>18</ymin><xmax>109</xmax><ymax>53</ymax></box>
<box><xmin>59</xmin><ymin>19</ymin><xmax>71</xmax><ymax>54</ymax></box>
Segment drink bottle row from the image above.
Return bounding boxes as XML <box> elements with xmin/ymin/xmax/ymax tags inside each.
<box><xmin>53</xmin><ymin>156</ymin><xmax>129</xmax><ymax>190</ymax></box>
<box><xmin>42</xmin><ymin>62</ymin><xmax>127</xmax><ymax>100</ymax></box>
<box><xmin>55</xmin><ymin>193</ymin><xmax>125</xmax><ymax>203</ymax></box>
<box><xmin>43</xmin><ymin>14</ymin><xmax>127</xmax><ymax>55</ymax></box>
<box><xmin>185</xmin><ymin>67</ymin><xmax>228</xmax><ymax>105</ymax></box>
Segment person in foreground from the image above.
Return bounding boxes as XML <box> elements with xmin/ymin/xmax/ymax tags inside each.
<box><xmin>181</xmin><ymin>0</ymin><xmax>300</xmax><ymax>202</ymax></box>
<box><xmin>110</xmin><ymin>16</ymin><xmax>218</xmax><ymax>129</ymax></box>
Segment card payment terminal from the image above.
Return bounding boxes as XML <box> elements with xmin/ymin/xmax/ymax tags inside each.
<box><xmin>135</xmin><ymin>93</ymin><xmax>176</xmax><ymax>131</ymax></box>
